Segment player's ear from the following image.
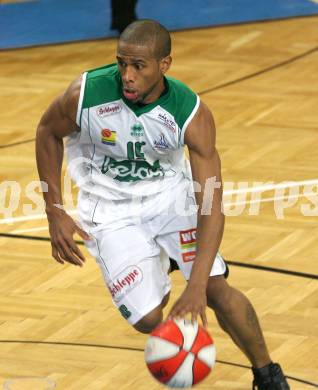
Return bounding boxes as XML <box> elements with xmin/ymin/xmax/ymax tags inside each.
<box><xmin>160</xmin><ymin>56</ymin><xmax>172</xmax><ymax>74</ymax></box>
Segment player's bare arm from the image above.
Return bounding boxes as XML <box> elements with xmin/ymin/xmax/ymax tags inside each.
<box><xmin>36</xmin><ymin>77</ymin><xmax>90</xmax><ymax>267</ymax></box>
<box><xmin>169</xmin><ymin>101</ymin><xmax>224</xmax><ymax>326</ymax></box>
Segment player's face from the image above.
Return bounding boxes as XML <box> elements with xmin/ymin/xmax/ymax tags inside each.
<box><xmin>117</xmin><ymin>41</ymin><xmax>171</xmax><ymax>104</ymax></box>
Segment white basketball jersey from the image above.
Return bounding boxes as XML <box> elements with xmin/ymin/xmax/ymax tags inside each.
<box><xmin>66</xmin><ymin>64</ymin><xmax>200</xmax><ymax>212</ymax></box>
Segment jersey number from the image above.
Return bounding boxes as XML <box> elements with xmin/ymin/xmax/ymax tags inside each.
<box><xmin>127</xmin><ymin>141</ymin><xmax>146</xmax><ymax>160</ymax></box>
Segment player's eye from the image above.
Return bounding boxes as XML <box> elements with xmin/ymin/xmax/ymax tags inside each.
<box><xmin>134</xmin><ymin>63</ymin><xmax>144</xmax><ymax>70</ymax></box>
<box><xmin>117</xmin><ymin>60</ymin><xmax>126</xmax><ymax>68</ymax></box>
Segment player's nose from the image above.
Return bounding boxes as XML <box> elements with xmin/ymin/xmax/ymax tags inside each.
<box><xmin>122</xmin><ymin>65</ymin><xmax>136</xmax><ymax>84</ymax></box>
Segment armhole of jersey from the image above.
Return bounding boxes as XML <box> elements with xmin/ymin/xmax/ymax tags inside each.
<box><xmin>179</xmin><ymin>95</ymin><xmax>200</xmax><ymax>146</ymax></box>
<box><xmin>76</xmin><ymin>72</ymin><xmax>87</xmax><ymax>127</ymax></box>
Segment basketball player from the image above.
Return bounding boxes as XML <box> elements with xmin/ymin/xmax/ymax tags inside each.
<box><xmin>36</xmin><ymin>20</ymin><xmax>290</xmax><ymax>389</ymax></box>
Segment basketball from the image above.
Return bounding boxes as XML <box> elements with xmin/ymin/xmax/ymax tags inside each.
<box><xmin>145</xmin><ymin>319</ymin><xmax>216</xmax><ymax>388</ymax></box>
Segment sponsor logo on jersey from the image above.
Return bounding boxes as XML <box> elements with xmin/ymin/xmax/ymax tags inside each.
<box><xmin>109</xmin><ymin>266</ymin><xmax>143</xmax><ymax>302</ymax></box>
<box><xmin>158</xmin><ymin>112</ymin><xmax>176</xmax><ymax>133</ymax></box>
<box><xmin>101</xmin><ymin>129</ymin><xmax>117</xmax><ymax>145</ymax></box>
<box><xmin>96</xmin><ymin>103</ymin><xmax>122</xmax><ymax>117</ymax></box>
<box><xmin>101</xmin><ymin>156</ymin><xmax>164</xmax><ymax>182</ymax></box>
<box><xmin>179</xmin><ymin>228</ymin><xmax>196</xmax><ymax>262</ymax></box>
<box><xmin>131</xmin><ymin>122</ymin><xmax>144</xmax><ymax>137</ymax></box>
<box><xmin>153</xmin><ymin>134</ymin><xmax>169</xmax><ymax>150</ymax></box>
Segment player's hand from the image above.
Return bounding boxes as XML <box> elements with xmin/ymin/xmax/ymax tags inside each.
<box><xmin>168</xmin><ymin>284</ymin><xmax>208</xmax><ymax>328</ymax></box>
<box><xmin>47</xmin><ymin>211</ymin><xmax>91</xmax><ymax>267</ymax></box>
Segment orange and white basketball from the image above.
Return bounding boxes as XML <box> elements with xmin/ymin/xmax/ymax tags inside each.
<box><xmin>145</xmin><ymin>319</ymin><xmax>216</xmax><ymax>388</ymax></box>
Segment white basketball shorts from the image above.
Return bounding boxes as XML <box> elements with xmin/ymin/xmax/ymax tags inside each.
<box><xmin>81</xmin><ymin>179</ymin><xmax>227</xmax><ymax>325</ymax></box>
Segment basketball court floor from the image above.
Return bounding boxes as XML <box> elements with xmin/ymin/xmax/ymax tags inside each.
<box><xmin>0</xmin><ymin>15</ymin><xmax>317</xmax><ymax>390</ymax></box>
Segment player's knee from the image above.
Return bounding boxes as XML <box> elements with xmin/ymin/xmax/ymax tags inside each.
<box><xmin>133</xmin><ymin>306</ymin><xmax>163</xmax><ymax>334</ymax></box>
<box><xmin>206</xmin><ymin>276</ymin><xmax>233</xmax><ymax>312</ymax></box>
<box><xmin>215</xmin><ymin>312</ymin><xmax>229</xmax><ymax>333</ymax></box>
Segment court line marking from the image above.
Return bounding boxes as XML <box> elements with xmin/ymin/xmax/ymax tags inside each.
<box><xmin>198</xmin><ymin>45</ymin><xmax>318</xmax><ymax>95</ymax></box>
<box><xmin>0</xmin><ymin>138</ymin><xmax>35</xmax><ymax>149</ymax></box>
<box><xmin>225</xmin><ymin>260</ymin><xmax>318</xmax><ymax>280</ymax></box>
<box><xmin>1</xmin><ymin>231</ymin><xmax>317</xmax><ymax>280</ymax></box>
<box><xmin>0</xmin><ymin>340</ymin><xmax>315</xmax><ymax>387</ymax></box>
<box><xmin>1</xmin><ymin>179</ymin><xmax>317</xmax><ymax>226</ymax></box>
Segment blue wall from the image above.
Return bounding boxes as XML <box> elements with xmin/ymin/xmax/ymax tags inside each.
<box><xmin>0</xmin><ymin>0</ymin><xmax>317</xmax><ymax>49</ymax></box>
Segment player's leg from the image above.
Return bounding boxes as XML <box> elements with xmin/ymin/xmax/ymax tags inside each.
<box><xmin>206</xmin><ymin>276</ymin><xmax>290</xmax><ymax>389</ymax></box>
<box><xmin>157</xmin><ymin>231</ymin><xmax>289</xmax><ymax>389</ymax></box>
<box><xmin>214</xmin><ymin>306</ymin><xmax>247</xmax><ymax>356</ymax></box>
<box><xmin>206</xmin><ymin>275</ymin><xmax>270</xmax><ymax>367</ymax></box>
<box><xmin>154</xmin><ymin>188</ymin><xmax>271</xmax><ymax>366</ymax></box>
<box><xmin>84</xmin><ymin>223</ymin><xmax>172</xmax><ymax>334</ymax></box>
<box><xmin>167</xmin><ymin>257</ymin><xmax>249</xmax><ymax>354</ymax></box>
<box><xmin>133</xmin><ymin>291</ymin><xmax>170</xmax><ymax>334</ymax></box>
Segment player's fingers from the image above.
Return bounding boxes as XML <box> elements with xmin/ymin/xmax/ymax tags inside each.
<box><xmin>200</xmin><ymin>310</ymin><xmax>208</xmax><ymax>329</ymax></box>
<box><xmin>64</xmin><ymin>245</ymin><xmax>83</xmax><ymax>267</ymax></box>
<box><xmin>56</xmin><ymin>244</ymin><xmax>72</xmax><ymax>264</ymax></box>
<box><xmin>75</xmin><ymin>226</ymin><xmax>91</xmax><ymax>241</ymax></box>
<box><xmin>169</xmin><ymin>301</ymin><xmax>185</xmax><ymax>316</ymax></box>
<box><xmin>173</xmin><ymin>307</ymin><xmax>188</xmax><ymax>320</ymax></box>
<box><xmin>168</xmin><ymin>309</ymin><xmax>178</xmax><ymax>320</ymax></box>
<box><xmin>51</xmin><ymin>245</ymin><xmax>64</xmax><ymax>264</ymax></box>
<box><xmin>69</xmin><ymin>242</ymin><xmax>86</xmax><ymax>262</ymax></box>
<box><xmin>58</xmin><ymin>240</ymin><xmax>82</xmax><ymax>266</ymax></box>
<box><xmin>191</xmin><ymin>310</ymin><xmax>199</xmax><ymax>325</ymax></box>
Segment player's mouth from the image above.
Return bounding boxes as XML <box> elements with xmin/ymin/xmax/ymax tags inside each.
<box><xmin>123</xmin><ymin>88</ymin><xmax>139</xmax><ymax>101</ymax></box>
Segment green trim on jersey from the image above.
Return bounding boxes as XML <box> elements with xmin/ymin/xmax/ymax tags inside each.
<box><xmin>161</xmin><ymin>76</ymin><xmax>198</xmax><ymax>130</ymax></box>
<box><xmin>82</xmin><ymin>64</ymin><xmax>122</xmax><ymax>108</ymax></box>
<box><xmin>82</xmin><ymin>63</ymin><xmax>198</xmax><ymax>129</ymax></box>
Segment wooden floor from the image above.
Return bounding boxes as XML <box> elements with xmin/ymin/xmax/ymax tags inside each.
<box><xmin>0</xmin><ymin>16</ymin><xmax>317</xmax><ymax>389</ymax></box>
<box><xmin>0</xmin><ymin>0</ymin><xmax>31</xmax><ymax>3</ymax></box>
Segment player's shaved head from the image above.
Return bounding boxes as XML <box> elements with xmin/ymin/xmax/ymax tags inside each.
<box><xmin>119</xmin><ymin>19</ymin><xmax>171</xmax><ymax>59</ymax></box>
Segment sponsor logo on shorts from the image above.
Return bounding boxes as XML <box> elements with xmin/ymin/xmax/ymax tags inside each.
<box><xmin>119</xmin><ymin>304</ymin><xmax>132</xmax><ymax>319</ymax></box>
<box><xmin>109</xmin><ymin>266</ymin><xmax>143</xmax><ymax>302</ymax></box>
<box><xmin>179</xmin><ymin>228</ymin><xmax>196</xmax><ymax>262</ymax></box>
<box><xmin>153</xmin><ymin>134</ymin><xmax>169</xmax><ymax>150</ymax></box>
<box><xmin>96</xmin><ymin>103</ymin><xmax>122</xmax><ymax>117</ymax></box>
<box><xmin>101</xmin><ymin>129</ymin><xmax>117</xmax><ymax>145</ymax></box>
<box><xmin>158</xmin><ymin>112</ymin><xmax>176</xmax><ymax>133</ymax></box>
